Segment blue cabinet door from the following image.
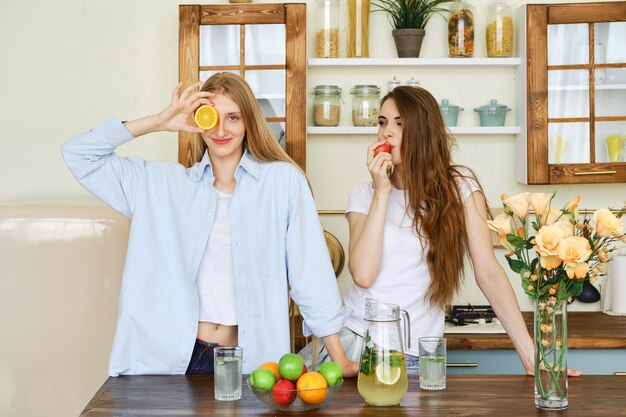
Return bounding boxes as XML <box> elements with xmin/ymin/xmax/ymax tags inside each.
<box><xmin>447</xmin><ymin>350</ymin><xmax>626</xmax><ymax>375</ymax></box>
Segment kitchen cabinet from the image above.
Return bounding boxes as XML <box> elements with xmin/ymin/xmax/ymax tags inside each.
<box><xmin>516</xmin><ymin>2</ymin><xmax>626</xmax><ymax>184</ymax></box>
<box><xmin>178</xmin><ymin>3</ymin><xmax>307</xmax><ymax>170</ymax></box>
<box><xmin>448</xmin><ymin>349</ymin><xmax>626</xmax><ymax>375</ymax></box>
<box><xmin>307</xmin><ymin>58</ymin><xmax>522</xmax><ymax>136</ymax></box>
<box><xmin>446</xmin><ymin>312</ymin><xmax>626</xmax><ymax>375</ymax></box>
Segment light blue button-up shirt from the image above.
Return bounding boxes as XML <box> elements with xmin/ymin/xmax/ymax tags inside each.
<box><xmin>61</xmin><ymin>118</ymin><xmax>345</xmax><ymax>375</ymax></box>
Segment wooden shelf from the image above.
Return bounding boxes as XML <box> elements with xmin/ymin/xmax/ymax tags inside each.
<box><xmin>307</xmin><ymin>126</ymin><xmax>522</xmax><ymax>135</ymax></box>
<box><xmin>307</xmin><ymin>57</ymin><xmax>521</xmax><ymax>68</ymax></box>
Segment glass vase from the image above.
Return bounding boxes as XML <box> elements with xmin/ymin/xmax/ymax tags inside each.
<box><xmin>534</xmin><ymin>299</ymin><xmax>568</xmax><ymax>410</ymax></box>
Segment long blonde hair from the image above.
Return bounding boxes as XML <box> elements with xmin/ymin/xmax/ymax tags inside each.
<box><xmin>382</xmin><ymin>86</ymin><xmax>487</xmax><ymax>310</ymax></box>
<box><xmin>200</xmin><ymin>72</ymin><xmax>299</xmax><ymax>169</ymax></box>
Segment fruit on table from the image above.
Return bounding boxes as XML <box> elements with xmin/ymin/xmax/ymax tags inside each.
<box><xmin>259</xmin><ymin>361</ymin><xmax>281</xmax><ymax>380</ymax></box>
<box><xmin>278</xmin><ymin>353</ymin><xmax>305</xmax><ymax>381</ymax></box>
<box><xmin>318</xmin><ymin>361</ymin><xmax>343</xmax><ymax>386</ymax></box>
<box><xmin>373</xmin><ymin>142</ymin><xmax>392</xmax><ymax>156</ymax></box>
<box><xmin>296</xmin><ymin>371</ymin><xmax>328</xmax><ymax>405</ymax></box>
<box><xmin>249</xmin><ymin>368</ymin><xmax>277</xmax><ymax>390</ymax></box>
<box><xmin>194</xmin><ymin>104</ymin><xmax>218</xmax><ymax>130</ymax></box>
<box><xmin>375</xmin><ymin>362</ymin><xmax>401</xmax><ymax>385</ymax></box>
<box><xmin>271</xmin><ymin>379</ymin><xmax>297</xmax><ymax>406</ymax></box>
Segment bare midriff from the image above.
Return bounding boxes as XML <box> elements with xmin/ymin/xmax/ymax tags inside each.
<box><xmin>197</xmin><ymin>321</ymin><xmax>238</xmax><ymax>346</ymax></box>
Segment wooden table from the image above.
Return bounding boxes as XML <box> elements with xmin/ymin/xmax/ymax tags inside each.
<box><xmin>81</xmin><ymin>374</ymin><xmax>626</xmax><ymax>416</ymax></box>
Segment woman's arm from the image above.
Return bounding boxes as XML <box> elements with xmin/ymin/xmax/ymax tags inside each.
<box><xmin>321</xmin><ymin>334</ymin><xmax>360</xmax><ymax>377</ymax></box>
<box><xmin>61</xmin><ymin>82</ymin><xmax>213</xmax><ymax>217</ymax></box>
<box><xmin>124</xmin><ymin>81</ymin><xmax>211</xmax><ymax>137</ymax></box>
<box><xmin>347</xmin><ymin>143</ymin><xmax>394</xmax><ymax>288</ymax></box>
<box><xmin>464</xmin><ymin>192</ymin><xmax>582</xmax><ymax>376</ymax></box>
<box><xmin>347</xmin><ymin>190</ymin><xmax>390</xmax><ymax>288</ymax></box>
<box><xmin>463</xmin><ymin>191</ymin><xmax>535</xmax><ymax>374</ymax></box>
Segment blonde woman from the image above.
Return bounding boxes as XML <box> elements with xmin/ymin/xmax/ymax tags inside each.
<box><xmin>62</xmin><ymin>73</ymin><xmax>359</xmax><ymax>377</ymax></box>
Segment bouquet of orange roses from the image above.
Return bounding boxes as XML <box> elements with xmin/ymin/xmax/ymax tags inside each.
<box><xmin>488</xmin><ymin>192</ymin><xmax>626</xmax><ymax>302</ymax></box>
<box><xmin>488</xmin><ymin>192</ymin><xmax>625</xmax><ymax>410</ymax></box>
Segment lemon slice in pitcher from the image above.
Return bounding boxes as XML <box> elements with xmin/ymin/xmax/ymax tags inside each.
<box><xmin>194</xmin><ymin>105</ymin><xmax>218</xmax><ymax>130</ymax></box>
<box><xmin>375</xmin><ymin>363</ymin><xmax>401</xmax><ymax>385</ymax></box>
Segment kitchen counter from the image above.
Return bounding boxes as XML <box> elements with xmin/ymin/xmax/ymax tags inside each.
<box><xmin>447</xmin><ymin>311</ymin><xmax>626</xmax><ymax>350</ymax></box>
<box><xmin>81</xmin><ymin>374</ymin><xmax>626</xmax><ymax>416</ymax></box>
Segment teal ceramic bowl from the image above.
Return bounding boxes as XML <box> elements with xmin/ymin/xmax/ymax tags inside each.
<box><xmin>439</xmin><ymin>99</ymin><xmax>464</xmax><ymax>127</ymax></box>
<box><xmin>474</xmin><ymin>99</ymin><xmax>511</xmax><ymax>126</ymax></box>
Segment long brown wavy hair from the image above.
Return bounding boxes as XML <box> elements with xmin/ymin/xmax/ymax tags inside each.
<box><xmin>200</xmin><ymin>72</ymin><xmax>300</xmax><ymax>169</ymax></box>
<box><xmin>382</xmin><ymin>86</ymin><xmax>487</xmax><ymax>310</ymax></box>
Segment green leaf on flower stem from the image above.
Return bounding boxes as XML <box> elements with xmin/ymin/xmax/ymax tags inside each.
<box><xmin>567</xmin><ymin>279</ymin><xmax>584</xmax><ymax>298</ymax></box>
<box><xmin>531</xmin><ymin>220</ymin><xmax>540</xmax><ymax>232</ymax></box>
<box><xmin>557</xmin><ymin>281</ymin><xmax>570</xmax><ymax>300</ymax></box>
<box><xmin>506</xmin><ymin>257</ymin><xmax>527</xmax><ymax>274</ymax></box>
<box><xmin>506</xmin><ymin>234</ymin><xmax>525</xmax><ymax>249</ymax></box>
<box><xmin>524</xmin><ymin>238</ymin><xmax>535</xmax><ymax>249</ymax></box>
<box><xmin>537</xmin><ymin>284</ymin><xmax>550</xmax><ymax>297</ymax></box>
<box><xmin>522</xmin><ymin>277</ymin><xmax>534</xmax><ymax>297</ymax></box>
<box><xmin>530</xmin><ymin>258</ymin><xmax>539</xmax><ymax>272</ymax></box>
<box><xmin>588</xmin><ymin>237</ymin><xmax>596</xmax><ymax>251</ymax></box>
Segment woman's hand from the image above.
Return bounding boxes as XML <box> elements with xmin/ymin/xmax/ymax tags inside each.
<box><xmin>335</xmin><ymin>358</ymin><xmax>360</xmax><ymax>378</ymax></box>
<box><xmin>525</xmin><ymin>361</ymin><xmax>582</xmax><ymax>377</ymax></box>
<box><xmin>366</xmin><ymin>140</ymin><xmax>393</xmax><ymax>194</ymax></box>
<box><xmin>155</xmin><ymin>81</ymin><xmax>214</xmax><ymax>133</ymax></box>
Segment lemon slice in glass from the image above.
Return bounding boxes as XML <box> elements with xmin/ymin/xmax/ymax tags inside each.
<box><xmin>375</xmin><ymin>363</ymin><xmax>401</xmax><ymax>385</ymax></box>
<box><xmin>194</xmin><ymin>105</ymin><xmax>218</xmax><ymax>130</ymax></box>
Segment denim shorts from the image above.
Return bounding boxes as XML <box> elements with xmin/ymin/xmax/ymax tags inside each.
<box><xmin>186</xmin><ymin>339</ymin><xmax>219</xmax><ymax>375</ymax></box>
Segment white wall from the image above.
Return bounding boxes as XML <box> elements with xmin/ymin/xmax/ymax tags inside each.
<box><xmin>1</xmin><ymin>1</ymin><xmax>625</xmax><ymax>416</ymax></box>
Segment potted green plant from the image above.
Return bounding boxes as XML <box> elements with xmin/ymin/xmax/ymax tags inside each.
<box><xmin>373</xmin><ymin>0</ymin><xmax>457</xmax><ymax>57</ymax></box>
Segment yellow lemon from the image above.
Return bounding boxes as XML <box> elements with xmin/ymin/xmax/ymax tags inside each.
<box><xmin>194</xmin><ymin>105</ymin><xmax>218</xmax><ymax>130</ymax></box>
<box><xmin>375</xmin><ymin>362</ymin><xmax>401</xmax><ymax>385</ymax></box>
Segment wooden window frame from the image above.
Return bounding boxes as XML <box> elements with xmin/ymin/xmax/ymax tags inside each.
<box><xmin>179</xmin><ymin>3</ymin><xmax>307</xmax><ymax>170</ymax></box>
<box><xmin>525</xmin><ymin>3</ymin><xmax>626</xmax><ymax>184</ymax></box>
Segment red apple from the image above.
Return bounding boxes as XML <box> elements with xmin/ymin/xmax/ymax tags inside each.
<box><xmin>374</xmin><ymin>142</ymin><xmax>392</xmax><ymax>156</ymax></box>
<box><xmin>271</xmin><ymin>379</ymin><xmax>297</xmax><ymax>406</ymax></box>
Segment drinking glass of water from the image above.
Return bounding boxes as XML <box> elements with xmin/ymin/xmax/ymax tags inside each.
<box><xmin>418</xmin><ymin>337</ymin><xmax>446</xmax><ymax>390</ymax></box>
<box><xmin>214</xmin><ymin>346</ymin><xmax>243</xmax><ymax>401</ymax></box>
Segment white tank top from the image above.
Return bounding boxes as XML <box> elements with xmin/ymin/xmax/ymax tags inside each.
<box><xmin>196</xmin><ymin>189</ymin><xmax>237</xmax><ymax>325</ymax></box>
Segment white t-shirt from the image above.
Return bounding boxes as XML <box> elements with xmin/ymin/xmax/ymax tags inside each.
<box><xmin>197</xmin><ymin>189</ymin><xmax>237</xmax><ymax>325</ymax></box>
<box><xmin>343</xmin><ymin>169</ymin><xmax>480</xmax><ymax>356</ymax></box>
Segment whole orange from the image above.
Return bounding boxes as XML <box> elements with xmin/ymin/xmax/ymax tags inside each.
<box><xmin>259</xmin><ymin>361</ymin><xmax>281</xmax><ymax>380</ymax></box>
<box><xmin>296</xmin><ymin>372</ymin><xmax>328</xmax><ymax>405</ymax></box>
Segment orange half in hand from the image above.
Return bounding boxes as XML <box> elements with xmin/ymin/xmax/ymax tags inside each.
<box><xmin>194</xmin><ymin>105</ymin><xmax>218</xmax><ymax>130</ymax></box>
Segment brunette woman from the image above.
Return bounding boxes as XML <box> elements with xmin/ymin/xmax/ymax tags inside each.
<box><xmin>304</xmin><ymin>86</ymin><xmax>580</xmax><ymax>376</ymax></box>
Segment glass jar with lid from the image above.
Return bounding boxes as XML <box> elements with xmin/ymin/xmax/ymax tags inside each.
<box><xmin>315</xmin><ymin>0</ymin><xmax>340</xmax><ymax>58</ymax></box>
<box><xmin>313</xmin><ymin>85</ymin><xmax>342</xmax><ymax>126</ymax></box>
<box><xmin>486</xmin><ymin>0</ymin><xmax>513</xmax><ymax>57</ymax></box>
<box><xmin>387</xmin><ymin>76</ymin><xmax>400</xmax><ymax>93</ymax></box>
<box><xmin>350</xmin><ymin>85</ymin><xmax>381</xmax><ymax>126</ymax></box>
<box><xmin>448</xmin><ymin>1</ymin><xmax>474</xmax><ymax>57</ymax></box>
<box><xmin>405</xmin><ymin>77</ymin><xmax>420</xmax><ymax>88</ymax></box>
<box><xmin>347</xmin><ymin>0</ymin><xmax>371</xmax><ymax>57</ymax></box>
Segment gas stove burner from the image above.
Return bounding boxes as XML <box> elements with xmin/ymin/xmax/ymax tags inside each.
<box><xmin>445</xmin><ymin>304</ymin><xmax>497</xmax><ymax>326</ymax></box>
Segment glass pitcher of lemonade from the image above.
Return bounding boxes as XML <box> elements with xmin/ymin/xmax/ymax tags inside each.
<box><xmin>357</xmin><ymin>298</ymin><xmax>410</xmax><ymax>406</ymax></box>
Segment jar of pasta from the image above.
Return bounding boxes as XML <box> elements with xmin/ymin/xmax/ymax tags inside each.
<box><xmin>350</xmin><ymin>85</ymin><xmax>380</xmax><ymax>126</ymax></box>
<box><xmin>347</xmin><ymin>0</ymin><xmax>371</xmax><ymax>58</ymax></box>
<box><xmin>315</xmin><ymin>0</ymin><xmax>340</xmax><ymax>58</ymax></box>
<box><xmin>448</xmin><ymin>1</ymin><xmax>474</xmax><ymax>57</ymax></box>
<box><xmin>313</xmin><ymin>85</ymin><xmax>341</xmax><ymax>126</ymax></box>
<box><xmin>486</xmin><ymin>0</ymin><xmax>513</xmax><ymax>57</ymax></box>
